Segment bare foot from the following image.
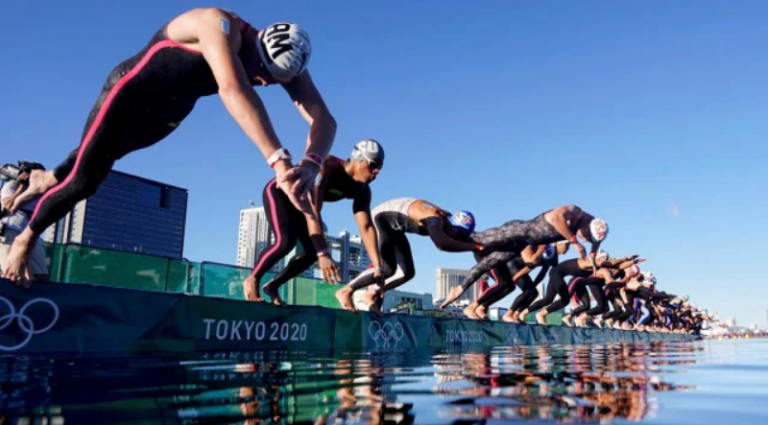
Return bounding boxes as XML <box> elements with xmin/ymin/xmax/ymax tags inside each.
<box><xmin>439</xmin><ymin>286</ymin><xmax>465</xmax><ymax>309</ymax></box>
<box><xmin>502</xmin><ymin>311</ymin><xmax>517</xmax><ymax>323</ymax></box>
<box><xmin>335</xmin><ymin>286</ymin><xmax>357</xmax><ymax>311</ymax></box>
<box><xmin>476</xmin><ymin>305</ymin><xmax>488</xmax><ymax>320</ymax></box>
<box><xmin>463</xmin><ymin>304</ymin><xmax>480</xmax><ymax>320</ymax></box>
<box><xmin>571</xmin><ymin>314</ymin><xmax>583</xmax><ymax>327</ymax></box>
<box><xmin>242</xmin><ymin>276</ymin><xmax>264</xmax><ymax>302</ymax></box>
<box><xmin>593</xmin><ymin>317</ymin><xmax>604</xmax><ymax>329</ymax></box>
<box><xmin>535</xmin><ymin>310</ymin><xmax>548</xmax><ymax>325</ymax></box>
<box><xmin>262</xmin><ymin>283</ymin><xmax>284</xmax><ymax>306</ymax></box>
<box><xmin>518</xmin><ymin>309</ymin><xmax>530</xmax><ymax>322</ymax></box>
<box><xmin>562</xmin><ymin>315</ymin><xmax>573</xmax><ymax>327</ymax></box>
<box><xmin>2</xmin><ymin>234</ymin><xmax>34</xmax><ymax>288</ymax></box>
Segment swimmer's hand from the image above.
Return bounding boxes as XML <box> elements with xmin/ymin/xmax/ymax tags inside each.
<box><xmin>319</xmin><ymin>255</ymin><xmax>342</xmax><ymax>283</ymax></box>
<box><xmin>275</xmin><ymin>165</ymin><xmax>316</xmax><ymax>219</ymax></box>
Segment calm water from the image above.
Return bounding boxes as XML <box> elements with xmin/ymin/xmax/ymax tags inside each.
<box><xmin>1</xmin><ymin>338</ymin><xmax>767</xmax><ymax>424</ymax></box>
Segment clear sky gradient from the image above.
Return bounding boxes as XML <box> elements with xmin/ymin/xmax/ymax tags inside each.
<box><xmin>2</xmin><ymin>1</ymin><xmax>766</xmax><ymax>327</ymax></box>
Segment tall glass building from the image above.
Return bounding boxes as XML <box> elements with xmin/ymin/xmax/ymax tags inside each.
<box><xmin>43</xmin><ymin>171</ymin><xmax>188</xmax><ymax>259</ymax></box>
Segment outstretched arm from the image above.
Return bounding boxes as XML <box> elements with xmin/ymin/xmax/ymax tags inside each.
<box><xmin>198</xmin><ymin>9</ymin><xmax>284</xmax><ymax>160</ymax></box>
<box><xmin>531</xmin><ymin>265</ymin><xmax>550</xmax><ymax>286</ymax></box>
<box><xmin>283</xmin><ymin>71</ymin><xmax>337</xmax><ymax>162</ymax></box>
<box><xmin>426</xmin><ymin>216</ymin><xmax>480</xmax><ymax>252</ymax></box>
<box><xmin>512</xmin><ymin>245</ymin><xmax>544</xmax><ymax>282</ymax></box>
<box><xmin>353</xmin><ymin>189</ymin><xmax>381</xmax><ymax>271</ymax></box>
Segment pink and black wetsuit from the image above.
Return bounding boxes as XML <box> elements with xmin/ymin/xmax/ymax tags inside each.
<box><xmin>250</xmin><ymin>157</ymin><xmax>370</xmax><ymax>291</ymax></box>
<box><xmin>29</xmin><ymin>19</ymin><xmax>262</xmax><ymax>234</ymax></box>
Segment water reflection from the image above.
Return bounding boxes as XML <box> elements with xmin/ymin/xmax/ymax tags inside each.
<box><xmin>0</xmin><ymin>341</ymin><xmax>705</xmax><ymax>424</ymax></box>
<box><xmin>432</xmin><ymin>343</ymin><xmax>699</xmax><ymax>423</ymax></box>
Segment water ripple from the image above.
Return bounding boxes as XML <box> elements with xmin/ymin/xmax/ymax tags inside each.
<box><xmin>1</xmin><ymin>339</ymin><xmax>767</xmax><ymax>424</ymax></box>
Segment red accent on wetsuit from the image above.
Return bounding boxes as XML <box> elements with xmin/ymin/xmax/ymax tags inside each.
<box><xmin>29</xmin><ymin>17</ymin><xmax>265</xmax><ymax>234</ymax></box>
<box><xmin>478</xmin><ymin>276</ymin><xmax>490</xmax><ymax>295</ymax></box>
<box><xmin>32</xmin><ymin>39</ymin><xmax>183</xmax><ymax>222</ymax></box>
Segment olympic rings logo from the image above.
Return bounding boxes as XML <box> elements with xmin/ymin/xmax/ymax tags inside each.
<box><xmin>368</xmin><ymin>321</ymin><xmax>404</xmax><ymax>349</ymax></box>
<box><xmin>505</xmin><ymin>326</ymin><xmax>527</xmax><ymax>345</ymax></box>
<box><xmin>0</xmin><ymin>296</ymin><xmax>59</xmax><ymax>352</ymax></box>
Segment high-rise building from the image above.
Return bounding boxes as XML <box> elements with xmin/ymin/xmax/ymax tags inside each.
<box><xmin>236</xmin><ymin>204</ymin><xmax>274</xmax><ymax>269</ymax></box>
<box><xmin>342</xmin><ymin>232</ymin><xmax>371</xmax><ymax>280</ymax></box>
<box><xmin>435</xmin><ymin>268</ymin><xmax>483</xmax><ymax>305</ymax></box>
<box><xmin>44</xmin><ymin>170</ymin><xmax>187</xmax><ymax>259</ymax></box>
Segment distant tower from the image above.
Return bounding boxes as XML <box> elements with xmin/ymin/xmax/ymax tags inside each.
<box><xmin>236</xmin><ymin>205</ymin><xmax>273</xmax><ymax>268</ymax></box>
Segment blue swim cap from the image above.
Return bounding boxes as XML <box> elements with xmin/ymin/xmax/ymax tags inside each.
<box><xmin>449</xmin><ymin>210</ymin><xmax>476</xmax><ymax>234</ymax></box>
<box><xmin>543</xmin><ymin>244</ymin><xmax>556</xmax><ymax>260</ymax></box>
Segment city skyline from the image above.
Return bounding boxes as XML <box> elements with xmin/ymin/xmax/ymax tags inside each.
<box><xmin>3</xmin><ymin>1</ymin><xmax>766</xmax><ymax>326</ymax></box>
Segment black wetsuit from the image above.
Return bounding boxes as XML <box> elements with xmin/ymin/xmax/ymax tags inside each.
<box><xmin>619</xmin><ymin>284</ymin><xmax>673</xmax><ymax>325</ymax></box>
<box><xmin>251</xmin><ymin>157</ymin><xmax>370</xmax><ymax>289</ymax></box>
<box><xmin>509</xmin><ymin>250</ymin><xmax>558</xmax><ymax>311</ymax></box>
<box><xmin>567</xmin><ymin>276</ymin><xmax>607</xmax><ymax>318</ymax></box>
<box><xmin>28</xmin><ymin>18</ymin><xmax>264</xmax><ymax>234</ymax></box>
<box><xmin>459</xmin><ymin>213</ymin><xmax>564</xmax><ymax>291</ymax></box>
<box><xmin>568</xmin><ymin>275</ymin><xmax>610</xmax><ymax>317</ymax></box>
<box><xmin>475</xmin><ymin>256</ymin><xmax>530</xmax><ymax>311</ymax></box>
<box><xmin>347</xmin><ymin>198</ymin><xmax>442</xmax><ymax>292</ymax></box>
<box><xmin>508</xmin><ymin>255</ymin><xmax>548</xmax><ymax>312</ymax></box>
<box><xmin>602</xmin><ymin>270</ymin><xmax>628</xmax><ymax>321</ymax></box>
<box><xmin>526</xmin><ymin>258</ymin><xmax>592</xmax><ymax>314</ymax></box>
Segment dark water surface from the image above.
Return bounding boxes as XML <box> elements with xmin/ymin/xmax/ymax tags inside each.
<box><xmin>1</xmin><ymin>339</ymin><xmax>767</xmax><ymax>424</ymax></box>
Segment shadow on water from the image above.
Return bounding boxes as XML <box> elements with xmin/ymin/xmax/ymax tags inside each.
<box><xmin>0</xmin><ymin>341</ymin><xmax>707</xmax><ymax>424</ymax></box>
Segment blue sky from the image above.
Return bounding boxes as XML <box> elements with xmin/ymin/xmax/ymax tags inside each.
<box><xmin>2</xmin><ymin>1</ymin><xmax>766</xmax><ymax>327</ymax></box>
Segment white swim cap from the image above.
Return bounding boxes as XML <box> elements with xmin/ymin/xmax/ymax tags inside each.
<box><xmin>257</xmin><ymin>23</ymin><xmax>312</xmax><ymax>83</ymax></box>
<box><xmin>589</xmin><ymin>218</ymin><xmax>609</xmax><ymax>243</ymax></box>
<box><xmin>351</xmin><ymin>139</ymin><xmax>385</xmax><ymax>166</ymax></box>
